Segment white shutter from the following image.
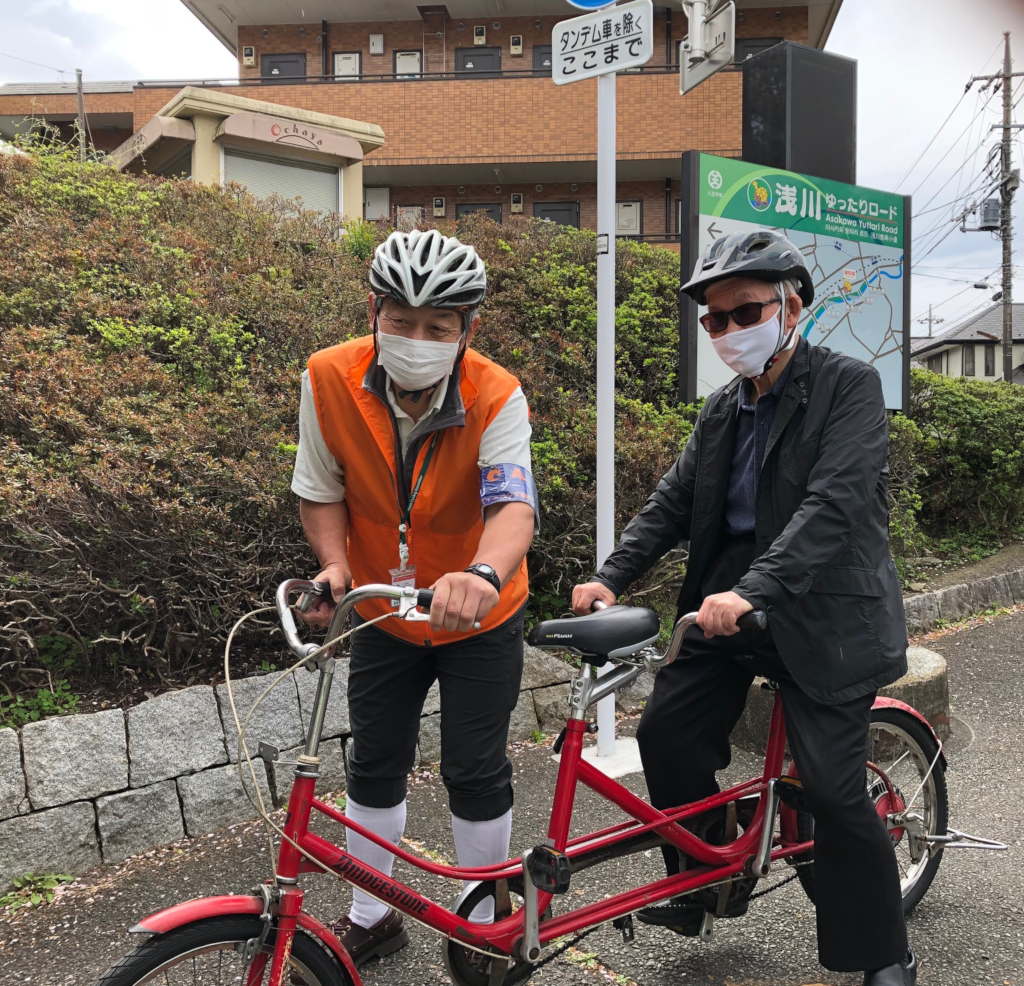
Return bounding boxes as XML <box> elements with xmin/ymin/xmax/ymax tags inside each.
<box><xmin>223</xmin><ymin>149</ymin><xmax>339</xmax><ymax>215</ymax></box>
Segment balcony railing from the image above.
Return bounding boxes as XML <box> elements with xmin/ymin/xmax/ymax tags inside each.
<box><xmin>135</xmin><ymin>64</ymin><xmax>741</xmax><ymax>88</ymax></box>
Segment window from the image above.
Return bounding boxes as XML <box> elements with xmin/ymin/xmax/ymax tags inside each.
<box><xmin>261</xmin><ymin>54</ymin><xmax>306</xmax><ymax>82</ymax></box>
<box><xmin>395</xmin><ymin>205</ymin><xmax>424</xmax><ymax>231</ymax></box>
<box><xmin>393</xmin><ymin>50</ymin><xmax>422</xmax><ymax>78</ymax></box>
<box><xmin>963</xmin><ymin>343</ymin><xmax>975</xmax><ymax>376</ymax></box>
<box><xmin>926</xmin><ymin>354</ymin><xmax>942</xmax><ymax>374</ymax></box>
<box><xmin>985</xmin><ymin>344</ymin><xmax>996</xmax><ymax>376</ymax></box>
<box><xmin>734</xmin><ymin>38</ymin><xmax>783</xmax><ymax>62</ymax></box>
<box><xmin>533</xmin><ymin>202</ymin><xmax>580</xmax><ymax>228</ymax></box>
<box><xmin>333</xmin><ymin>52</ymin><xmax>361</xmax><ymax>78</ymax></box>
<box><xmin>223</xmin><ymin>149</ymin><xmax>339</xmax><ymax>215</ymax></box>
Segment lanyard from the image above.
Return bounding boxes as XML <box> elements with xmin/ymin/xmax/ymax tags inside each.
<box><xmin>397</xmin><ymin>431</ymin><xmax>439</xmax><ymax>567</ymax></box>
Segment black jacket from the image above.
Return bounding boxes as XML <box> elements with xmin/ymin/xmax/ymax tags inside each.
<box><xmin>596</xmin><ymin>337</ymin><xmax>908</xmax><ymax>705</ymax></box>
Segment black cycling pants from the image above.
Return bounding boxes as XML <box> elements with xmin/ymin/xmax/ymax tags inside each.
<box><xmin>345</xmin><ymin>607</ymin><xmax>525</xmax><ymax>821</ymax></box>
<box><xmin>636</xmin><ymin>538</ymin><xmax>908</xmax><ymax>972</ymax></box>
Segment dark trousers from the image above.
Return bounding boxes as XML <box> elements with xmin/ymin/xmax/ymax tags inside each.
<box><xmin>346</xmin><ymin>607</ymin><xmax>525</xmax><ymax>821</ymax></box>
<box><xmin>636</xmin><ymin>539</ymin><xmax>908</xmax><ymax>972</ymax></box>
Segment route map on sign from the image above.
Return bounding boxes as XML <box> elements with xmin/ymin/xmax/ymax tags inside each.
<box><xmin>693</xmin><ymin>154</ymin><xmax>907</xmax><ymax>408</ymax></box>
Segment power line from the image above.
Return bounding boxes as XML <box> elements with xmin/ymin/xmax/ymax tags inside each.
<box><xmin>0</xmin><ymin>51</ymin><xmax>71</xmax><ymax>77</ymax></box>
<box><xmin>907</xmin><ymin>87</ymin><xmax>1000</xmax><ymax>199</ymax></box>
<box><xmin>894</xmin><ymin>36</ymin><xmax>1006</xmax><ymax>192</ymax></box>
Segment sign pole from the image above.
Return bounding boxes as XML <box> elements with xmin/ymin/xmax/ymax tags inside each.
<box><xmin>595</xmin><ymin>68</ymin><xmax>616</xmax><ymax>757</ymax></box>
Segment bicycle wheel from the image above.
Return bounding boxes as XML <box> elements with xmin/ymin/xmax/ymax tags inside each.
<box><xmin>795</xmin><ymin>707</ymin><xmax>948</xmax><ymax>914</ymax></box>
<box><xmin>96</xmin><ymin>915</ymin><xmax>347</xmax><ymax>986</ymax></box>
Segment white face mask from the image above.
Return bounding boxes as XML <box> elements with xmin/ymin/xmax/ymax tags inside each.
<box><xmin>377</xmin><ymin>331</ymin><xmax>461</xmax><ymax>392</ymax></box>
<box><xmin>710</xmin><ymin>294</ymin><xmax>794</xmax><ymax>379</ymax></box>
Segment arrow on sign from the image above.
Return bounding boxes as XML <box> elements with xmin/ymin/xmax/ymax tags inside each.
<box><xmin>707</xmin><ymin>221</ymin><xmax>723</xmax><ymax>239</ymax></box>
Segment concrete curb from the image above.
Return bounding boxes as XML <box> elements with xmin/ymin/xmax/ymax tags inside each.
<box><xmin>2</xmin><ymin>566</ymin><xmax>1018</xmax><ymax>890</ymax></box>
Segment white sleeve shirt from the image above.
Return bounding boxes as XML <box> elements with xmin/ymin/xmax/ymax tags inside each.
<box><xmin>291</xmin><ymin>369</ymin><xmax>534</xmax><ymax>505</ymax></box>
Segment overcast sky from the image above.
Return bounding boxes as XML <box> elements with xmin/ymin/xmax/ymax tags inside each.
<box><xmin>1</xmin><ymin>0</ymin><xmax>1022</xmax><ymax>334</ymax></box>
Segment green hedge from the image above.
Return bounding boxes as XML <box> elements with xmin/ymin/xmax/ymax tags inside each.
<box><xmin>0</xmin><ymin>148</ymin><xmax>1021</xmax><ymax>694</ymax></box>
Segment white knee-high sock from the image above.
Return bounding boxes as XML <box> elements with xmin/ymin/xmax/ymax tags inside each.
<box><xmin>345</xmin><ymin>798</ymin><xmax>407</xmax><ymax>929</ymax></box>
<box><xmin>451</xmin><ymin>809</ymin><xmax>513</xmax><ymax>924</ymax></box>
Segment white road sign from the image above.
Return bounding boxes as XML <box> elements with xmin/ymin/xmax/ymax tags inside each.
<box><xmin>680</xmin><ymin>0</ymin><xmax>735</xmax><ymax>95</ymax></box>
<box><xmin>552</xmin><ymin>0</ymin><xmax>654</xmax><ymax>86</ymax></box>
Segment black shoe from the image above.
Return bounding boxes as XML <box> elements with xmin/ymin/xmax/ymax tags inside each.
<box><xmin>863</xmin><ymin>948</ymin><xmax>917</xmax><ymax>986</ymax></box>
<box><xmin>290</xmin><ymin>912</ymin><xmax>409</xmax><ymax>982</ymax></box>
<box><xmin>636</xmin><ymin>894</ymin><xmax>748</xmax><ymax>936</ymax></box>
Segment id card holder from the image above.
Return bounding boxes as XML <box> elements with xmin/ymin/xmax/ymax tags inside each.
<box><xmin>389</xmin><ymin>564</ymin><xmax>417</xmax><ymax>589</ymax></box>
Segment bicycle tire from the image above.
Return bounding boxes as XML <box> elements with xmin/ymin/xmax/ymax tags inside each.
<box><xmin>795</xmin><ymin>706</ymin><xmax>948</xmax><ymax>915</ymax></box>
<box><xmin>95</xmin><ymin>915</ymin><xmax>348</xmax><ymax>986</ymax></box>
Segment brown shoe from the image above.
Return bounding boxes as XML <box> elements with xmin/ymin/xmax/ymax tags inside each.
<box><xmin>332</xmin><ymin>911</ymin><xmax>409</xmax><ymax>966</ymax></box>
<box><xmin>290</xmin><ymin>912</ymin><xmax>409</xmax><ymax>982</ymax></box>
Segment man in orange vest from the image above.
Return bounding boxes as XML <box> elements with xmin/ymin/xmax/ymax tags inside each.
<box><xmin>292</xmin><ymin>229</ymin><xmax>537</xmax><ymax>966</ymax></box>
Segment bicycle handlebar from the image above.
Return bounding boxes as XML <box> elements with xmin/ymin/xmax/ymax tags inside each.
<box><xmin>275</xmin><ymin>581</ymin><xmax>436</xmax><ymax>661</ymax></box>
<box><xmin>648</xmin><ymin>607</ymin><xmax>768</xmax><ymax>670</ymax></box>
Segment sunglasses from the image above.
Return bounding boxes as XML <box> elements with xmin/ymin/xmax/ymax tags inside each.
<box><xmin>699</xmin><ymin>298</ymin><xmax>781</xmax><ymax>334</ymax></box>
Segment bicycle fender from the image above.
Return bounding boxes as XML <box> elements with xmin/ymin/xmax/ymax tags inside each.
<box><xmin>130</xmin><ymin>894</ymin><xmax>263</xmax><ymax>933</ymax></box>
<box><xmin>296</xmin><ymin>912</ymin><xmax>363</xmax><ymax>986</ymax></box>
<box><xmin>871</xmin><ymin>696</ymin><xmax>947</xmax><ymax>768</ymax></box>
<box><xmin>129</xmin><ymin>895</ymin><xmax>363</xmax><ymax>986</ymax></box>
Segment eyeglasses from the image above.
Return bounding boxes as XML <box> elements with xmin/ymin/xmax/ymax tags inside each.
<box><xmin>699</xmin><ymin>299</ymin><xmax>781</xmax><ymax>334</ymax></box>
<box><xmin>377</xmin><ymin>308</ymin><xmax>464</xmax><ymax>342</ymax></box>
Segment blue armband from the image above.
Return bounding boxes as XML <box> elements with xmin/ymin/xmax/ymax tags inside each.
<box><xmin>480</xmin><ymin>463</ymin><xmax>538</xmax><ymax>511</ymax></box>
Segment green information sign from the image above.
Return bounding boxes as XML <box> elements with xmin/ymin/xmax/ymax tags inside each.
<box><xmin>680</xmin><ymin>152</ymin><xmax>911</xmax><ymax>411</ymax></box>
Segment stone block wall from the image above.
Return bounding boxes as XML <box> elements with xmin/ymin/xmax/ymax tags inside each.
<box><xmin>2</xmin><ymin>568</ymin><xmax>1020</xmax><ymax>892</ymax></box>
<box><xmin>0</xmin><ymin>646</ymin><xmax>576</xmax><ymax>890</ymax></box>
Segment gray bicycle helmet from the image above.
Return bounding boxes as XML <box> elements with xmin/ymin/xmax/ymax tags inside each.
<box><xmin>370</xmin><ymin>229</ymin><xmax>487</xmax><ymax>308</ymax></box>
<box><xmin>682</xmin><ymin>229</ymin><xmax>814</xmax><ymax>306</ymax></box>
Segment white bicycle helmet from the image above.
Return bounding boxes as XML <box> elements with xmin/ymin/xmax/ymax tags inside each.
<box><xmin>370</xmin><ymin>229</ymin><xmax>487</xmax><ymax>308</ymax></box>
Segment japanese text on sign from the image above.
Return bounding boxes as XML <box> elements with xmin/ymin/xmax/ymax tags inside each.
<box><xmin>552</xmin><ymin>0</ymin><xmax>654</xmax><ymax>86</ymax></box>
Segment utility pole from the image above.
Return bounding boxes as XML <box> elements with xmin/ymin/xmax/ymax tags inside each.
<box><xmin>918</xmin><ymin>304</ymin><xmax>944</xmax><ymax>339</ymax></box>
<box><xmin>1000</xmin><ymin>33</ymin><xmax>1014</xmax><ymax>380</ymax></box>
<box><xmin>75</xmin><ymin>68</ymin><xmax>86</xmax><ymax>162</ymax></box>
<box><xmin>966</xmin><ymin>34</ymin><xmax>1022</xmax><ymax>381</ymax></box>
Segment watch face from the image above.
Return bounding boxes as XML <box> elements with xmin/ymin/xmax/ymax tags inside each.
<box><xmin>475</xmin><ymin>564</ymin><xmax>496</xmax><ymax>575</ymax></box>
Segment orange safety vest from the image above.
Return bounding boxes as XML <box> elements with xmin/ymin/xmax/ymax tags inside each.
<box><xmin>306</xmin><ymin>336</ymin><xmax>530</xmax><ymax>645</ymax></box>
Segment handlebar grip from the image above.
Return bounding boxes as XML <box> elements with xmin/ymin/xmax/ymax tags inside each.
<box><xmin>417</xmin><ymin>589</ymin><xmax>435</xmax><ymax>609</ymax></box>
<box><xmin>736</xmin><ymin>610</ymin><xmax>768</xmax><ymax>631</ymax></box>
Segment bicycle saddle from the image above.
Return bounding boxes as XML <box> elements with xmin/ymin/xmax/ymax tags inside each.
<box><xmin>527</xmin><ymin>606</ymin><xmax>661</xmax><ymax>663</ymax></box>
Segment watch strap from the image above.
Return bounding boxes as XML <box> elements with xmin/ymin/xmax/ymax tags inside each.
<box><xmin>465</xmin><ymin>564</ymin><xmax>501</xmax><ymax>593</ymax></box>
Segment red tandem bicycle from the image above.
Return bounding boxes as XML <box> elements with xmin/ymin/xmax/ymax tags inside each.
<box><xmin>96</xmin><ymin>581</ymin><xmax>1006</xmax><ymax>985</ymax></box>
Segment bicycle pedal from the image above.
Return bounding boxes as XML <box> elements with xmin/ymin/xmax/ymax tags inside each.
<box><xmin>612</xmin><ymin>914</ymin><xmax>635</xmax><ymax>943</ymax></box>
<box><xmin>526</xmin><ymin>845</ymin><xmax>572</xmax><ymax>894</ymax></box>
<box><xmin>776</xmin><ymin>775</ymin><xmax>806</xmax><ymax>810</ymax></box>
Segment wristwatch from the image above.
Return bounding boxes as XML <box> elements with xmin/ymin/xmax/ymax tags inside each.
<box><xmin>465</xmin><ymin>563</ymin><xmax>501</xmax><ymax>593</ymax></box>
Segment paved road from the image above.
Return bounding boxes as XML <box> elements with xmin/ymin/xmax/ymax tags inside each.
<box><xmin>1</xmin><ymin>611</ymin><xmax>1021</xmax><ymax>986</ymax></box>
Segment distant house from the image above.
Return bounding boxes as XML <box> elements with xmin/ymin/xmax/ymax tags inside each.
<box><xmin>911</xmin><ymin>303</ymin><xmax>1024</xmax><ymax>384</ymax></box>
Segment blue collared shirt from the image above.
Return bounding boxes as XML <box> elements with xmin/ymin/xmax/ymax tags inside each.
<box><xmin>724</xmin><ymin>361</ymin><xmax>793</xmax><ymax>536</ymax></box>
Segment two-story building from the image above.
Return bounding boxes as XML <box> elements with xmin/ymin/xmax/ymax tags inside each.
<box><xmin>912</xmin><ymin>303</ymin><xmax>1024</xmax><ymax>385</ymax></box>
<box><xmin>0</xmin><ymin>0</ymin><xmax>843</xmax><ymax>241</ymax></box>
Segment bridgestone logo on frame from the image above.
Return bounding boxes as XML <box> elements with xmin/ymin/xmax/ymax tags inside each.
<box><xmin>336</xmin><ymin>857</ymin><xmax>431</xmax><ymax>916</ymax></box>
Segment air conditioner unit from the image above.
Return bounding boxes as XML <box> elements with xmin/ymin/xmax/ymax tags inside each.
<box><xmin>616</xmin><ymin>200</ymin><xmax>642</xmax><ymax>236</ymax></box>
<box><xmin>242</xmin><ymin>46</ymin><xmax>255</xmax><ymax>67</ymax></box>
<box><xmin>979</xmin><ymin>197</ymin><xmax>1001</xmax><ymax>232</ymax></box>
<box><xmin>511</xmin><ymin>192</ymin><xmax>523</xmax><ymax>213</ymax></box>
<box><xmin>433</xmin><ymin>196</ymin><xmax>446</xmax><ymax>217</ymax></box>
<box><xmin>474</xmin><ymin>25</ymin><xmax>487</xmax><ymax>45</ymax></box>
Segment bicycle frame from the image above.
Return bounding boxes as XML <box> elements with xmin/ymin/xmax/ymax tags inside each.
<box><xmin>207</xmin><ymin>583</ymin><xmax>809</xmax><ymax>983</ymax></box>
<box><xmin>125</xmin><ymin>581</ymin><xmax>1002</xmax><ymax>985</ymax></box>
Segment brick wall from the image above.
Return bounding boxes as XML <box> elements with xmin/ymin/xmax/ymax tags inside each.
<box><xmin>389</xmin><ymin>178</ymin><xmax>684</xmax><ymax>237</ymax></box>
<box><xmin>236</xmin><ymin>8</ymin><xmax>809</xmax><ymax>80</ymax></box>
<box><xmin>132</xmin><ymin>71</ymin><xmax>743</xmax><ymax>168</ymax></box>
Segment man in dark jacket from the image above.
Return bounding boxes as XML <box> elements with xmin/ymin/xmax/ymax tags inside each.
<box><xmin>573</xmin><ymin>231</ymin><xmax>915</xmax><ymax>986</ymax></box>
